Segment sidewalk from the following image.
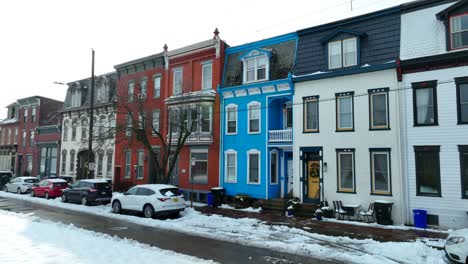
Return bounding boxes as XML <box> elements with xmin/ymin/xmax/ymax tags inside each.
<box><xmin>195</xmin><ymin>206</ymin><xmax>447</xmax><ymax>242</ymax></box>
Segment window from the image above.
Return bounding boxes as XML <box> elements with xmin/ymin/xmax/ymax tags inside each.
<box><xmin>413</xmin><ymin>81</ymin><xmax>438</xmax><ymax>126</ymax></box>
<box><xmin>303</xmin><ymin>96</ymin><xmax>319</xmax><ymax>132</ymax></box>
<box><xmin>140</xmin><ymin>78</ymin><xmax>147</xmax><ymax>97</ymax></box>
<box><xmin>284</xmin><ymin>104</ymin><xmax>293</xmax><ymax>129</ymax></box>
<box><xmin>369</xmin><ymin>88</ymin><xmax>389</xmax><ymax>130</ymax></box>
<box><xmin>337</xmin><ymin>149</ymin><xmax>355</xmax><ymax>193</ymax></box>
<box><xmin>106</xmin><ymin>150</ymin><xmax>113</xmax><ymax>177</ymax></box>
<box><xmin>128</xmin><ymin>81</ymin><xmax>134</xmax><ymax>102</ymax></box>
<box><xmin>202</xmin><ymin>62</ymin><xmax>212</xmax><ymax>90</ymax></box>
<box><xmin>23</xmin><ymin>109</ymin><xmax>28</xmax><ymax>123</ymax></box>
<box><xmin>200</xmin><ymin>106</ymin><xmax>212</xmax><ymax>133</ymax></box>
<box><xmin>460</xmin><ymin>146</ymin><xmax>468</xmax><ymax>198</ymax></box>
<box><xmin>124</xmin><ymin>151</ymin><xmax>131</xmax><ymax>178</ymax></box>
<box><xmin>126</xmin><ymin>114</ymin><xmax>132</xmax><ymax>136</ymax></box>
<box><xmin>226</xmin><ymin>104</ymin><xmax>237</xmax><ymax>134</ymax></box>
<box><xmin>152</xmin><ymin>109</ymin><xmax>160</xmax><ymax>135</ymax></box>
<box><xmin>0</xmin><ymin>129</ymin><xmax>3</xmax><ymax>145</ymax></box>
<box><xmin>138</xmin><ymin>112</ymin><xmax>146</xmax><ymax>130</ymax></box>
<box><xmin>63</xmin><ymin>120</ymin><xmax>69</xmax><ymax>141</ymax></box>
<box><xmin>69</xmin><ymin>150</ymin><xmax>75</xmax><ymax>173</ymax></box>
<box><xmin>30</xmin><ymin>130</ymin><xmax>34</xmax><ymax>146</ymax></box>
<box><xmin>99</xmin><ymin>116</ymin><xmax>106</xmax><ymax>139</ymax></box>
<box><xmin>26</xmin><ymin>155</ymin><xmax>33</xmax><ymax>173</ymax></box>
<box><xmin>190</xmin><ymin>149</ymin><xmax>208</xmax><ymax>184</ymax></box>
<box><xmin>97</xmin><ymin>152</ymin><xmax>104</xmax><ymax>176</ymax></box>
<box><xmin>456</xmin><ymin>78</ymin><xmax>468</xmax><ymax>124</ymax></box>
<box><xmin>61</xmin><ymin>150</ymin><xmax>67</xmax><ymax>174</ymax></box>
<box><xmin>22</xmin><ymin>131</ymin><xmax>26</xmax><ymax>147</ymax></box>
<box><xmin>81</xmin><ymin>119</ymin><xmax>88</xmax><ymax>139</ymax></box>
<box><xmin>40</xmin><ymin>147</ymin><xmax>57</xmax><ymax>177</ymax></box>
<box><xmin>336</xmin><ymin>92</ymin><xmax>354</xmax><ymax>131</ymax></box>
<box><xmin>96</xmin><ymin>82</ymin><xmax>108</xmax><ymax>102</ymax></box>
<box><xmin>244</xmin><ymin>55</ymin><xmax>268</xmax><ymax>83</ymax></box>
<box><xmin>248</xmin><ymin>150</ymin><xmax>260</xmax><ymax>184</ymax></box>
<box><xmin>71</xmin><ymin>119</ymin><xmax>77</xmax><ymax>141</ymax></box>
<box><xmin>328</xmin><ymin>38</ymin><xmax>357</xmax><ymax>69</ymax></box>
<box><xmin>153</xmin><ymin>75</ymin><xmax>161</xmax><ymax>98</ymax></box>
<box><xmin>7</xmin><ymin>129</ymin><xmax>11</xmax><ymax>144</ymax></box>
<box><xmin>71</xmin><ymin>91</ymin><xmax>81</xmax><ymax>107</ymax></box>
<box><xmin>225</xmin><ymin>150</ymin><xmax>237</xmax><ymax>183</ymax></box>
<box><xmin>450</xmin><ymin>14</ymin><xmax>468</xmax><ymax>49</ymax></box>
<box><xmin>248</xmin><ymin>102</ymin><xmax>260</xmax><ymax>133</ymax></box>
<box><xmin>173</xmin><ymin>68</ymin><xmax>183</xmax><ymax>95</ymax></box>
<box><xmin>13</xmin><ymin>128</ymin><xmax>18</xmax><ymax>144</ymax></box>
<box><xmin>415</xmin><ymin>146</ymin><xmax>441</xmax><ymax>196</ymax></box>
<box><xmin>270</xmin><ymin>151</ymin><xmax>278</xmax><ymax>184</ymax></box>
<box><xmin>370</xmin><ymin>149</ymin><xmax>391</xmax><ymax>195</ymax></box>
<box><xmin>31</xmin><ymin>107</ymin><xmax>36</xmax><ymax>123</ymax></box>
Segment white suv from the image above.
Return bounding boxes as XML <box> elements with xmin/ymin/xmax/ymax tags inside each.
<box><xmin>111</xmin><ymin>184</ymin><xmax>185</xmax><ymax>218</ymax></box>
<box><xmin>4</xmin><ymin>177</ymin><xmax>40</xmax><ymax>194</ymax></box>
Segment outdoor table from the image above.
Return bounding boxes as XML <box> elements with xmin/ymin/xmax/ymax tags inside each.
<box><xmin>342</xmin><ymin>204</ymin><xmax>361</xmax><ymax>220</ymax></box>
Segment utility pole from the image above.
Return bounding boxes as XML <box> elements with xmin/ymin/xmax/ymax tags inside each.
<box><xmin>88</xmin><ymin>49</ymin><xmax>95</xmax><ymax>179</ymax></box>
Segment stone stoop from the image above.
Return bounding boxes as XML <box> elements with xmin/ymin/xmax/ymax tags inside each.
<box><xmin>261</xmin><ymin>199</ymin><xmax>319</xmax><ymax>218</ymax></box>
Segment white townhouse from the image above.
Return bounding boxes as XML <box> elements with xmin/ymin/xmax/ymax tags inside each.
<box><xmin>292</xmin><ymin>7</ymin><xmax>406</xmax><ymax>224</ymax></box>
<box><xmin>400</xmin><ymin>0</ymin><xmax>468</xmax><ymax>228</ymax></box>
<box><xmin>60</xmin><ymin>73</ymin><xmax>117</xmax><ymax>181</ymax></box>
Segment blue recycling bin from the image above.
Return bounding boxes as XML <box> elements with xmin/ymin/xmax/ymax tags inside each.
<box><xmin>413</xmin><ymin>209</ymin><xmax>427</xmax><ymax>228</ymax></box>
<box><xmin>207</xmin><ymin>193</ymin><xmax>214</xmax><ymax>206</ymax></box>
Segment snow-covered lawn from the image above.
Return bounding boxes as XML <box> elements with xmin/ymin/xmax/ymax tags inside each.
<box><xmin>0</xmin><ymin>191</ymin><xmax>448</xmax><ymax>264</ymax></box>
<box><xmin>0</xmin><ymin>210</ymin><xmax>215</xmax><ymax>264</ymax></box>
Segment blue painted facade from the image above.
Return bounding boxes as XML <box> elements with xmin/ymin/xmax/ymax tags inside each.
<box><xmin>219</xmin><ymin>33</ymin><xmax>297</xmax><ymax>199</ymax></box>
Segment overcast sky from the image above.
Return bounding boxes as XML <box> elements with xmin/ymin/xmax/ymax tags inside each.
<box><xmin>0</xmin><ymin>0</ymin><xmax>411</xmax><ymax>117</ymax></box>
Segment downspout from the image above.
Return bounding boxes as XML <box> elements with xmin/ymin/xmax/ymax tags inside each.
<box><xmin>218</xmin><ymin>84</ymin><xmax>224</xmax><ymax>189</ymax></box>
<box><xmin>265</xmin><ymin>95</ymin><xmax>269</xmax><ymax>200</ymax></box>
<box><xmin>396</xmin><ymin>59</ymin><xmax>408</xmax><ymax>225</ymax></box>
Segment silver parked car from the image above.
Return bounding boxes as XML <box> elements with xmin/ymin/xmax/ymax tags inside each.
<box><xmin>4</xmin><ymin>177</ymin><xmax>39</xmax><ymax>194</ymax></box>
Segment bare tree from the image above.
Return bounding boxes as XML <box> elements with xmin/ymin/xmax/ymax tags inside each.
<box><xmin>115</xmin><ymin>82</ymin><xmax>202</xmax><ymax>184</ymax></box>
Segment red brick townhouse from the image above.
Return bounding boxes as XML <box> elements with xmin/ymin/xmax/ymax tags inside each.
<box><xmin>114</xmin><ymin>29</ymin><xmax>227</xmax><ymax>199</ymax></box>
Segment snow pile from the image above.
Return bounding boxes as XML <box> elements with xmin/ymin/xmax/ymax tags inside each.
<box><xmin>219</xmin><ymin>203</ymin><xmax>261</xmax><ymax>213</ymax></box>
<box><xmin>0</xmin><ymin>192</ymin><xmax>447</xmax><ymax>264</ymax></box>
<box><xmin>0</xmin><ymin>210</ymin><xmax>215</xmax><ymax>264</ymax></box>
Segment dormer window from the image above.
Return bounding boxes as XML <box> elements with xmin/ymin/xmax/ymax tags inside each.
<box><xmin>451</xmin><ymin>14</ymin><xmax>468</xmax><ymax>49</ymax></box>
<box><xmin>71</xmin><ymin>90</ymin><xmax>81</xmax><ymax>107</ymax></box>
<box><xmin>241</xmin><ymin>49</ymin><xmax>270</xmax><ymax>83</ymax></box>
<box><xmin>328</xmin><ymin>38</ymin><xmax>357</xmax><ymax>69</ymax></box>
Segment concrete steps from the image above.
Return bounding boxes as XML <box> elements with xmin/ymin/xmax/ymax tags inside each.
<box><xmin>260</xmin><ymin>198</ymin><xmax>319</xmax><ymax>218</ymax></box>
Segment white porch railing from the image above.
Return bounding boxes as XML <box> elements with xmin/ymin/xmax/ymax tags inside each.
<box><xmin>269</xmin><ymin>129</ymin><xmax>292</xmax><ymax>142</ymax></box>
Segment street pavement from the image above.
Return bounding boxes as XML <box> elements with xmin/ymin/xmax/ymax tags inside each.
<box><xmin>0</xmin><ymin>196</ymin><xmax>341</xmax><ymax>264</ymax></box>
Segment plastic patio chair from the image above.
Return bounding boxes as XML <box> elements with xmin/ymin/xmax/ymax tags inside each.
<box><xmin>333</xmin><ymin>201</ymin><xmax>348</xmax><ymax>220</ymax></box>
<box><xmin>358</xmin><ymin>203</ymin><xmax>375</xmax><ymax>223</ymax></box>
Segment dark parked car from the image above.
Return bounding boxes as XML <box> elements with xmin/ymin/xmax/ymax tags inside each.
<box><xmin>0</xmin><ymin>171</ymin><xmax>13</xmax><ymax>190</ymax></box>
<box><xmin>61</xmin><ymin>179</ymin><xmax>112</xmax><ymax>205</ymax></box>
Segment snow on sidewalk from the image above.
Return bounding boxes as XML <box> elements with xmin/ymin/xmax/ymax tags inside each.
<box><xmin>0</xmin><ymin>210</ymin><xmax>215</xmax><ymax>264</ymax></box>
<box><xmin>0</xmin><ymin>191</ymin><xmax>447</xmax><ymax>264</ymax></box>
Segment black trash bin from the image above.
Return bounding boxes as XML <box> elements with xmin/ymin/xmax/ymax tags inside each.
<box><xmin>374</xmin><ymin>200</ymin><xmax>393</xmax><ymax>225</ymax></box>
<box><xmin>210</xmin><ymin>187</ymin><xmax>225</xmax><ymax>208</ymax></box>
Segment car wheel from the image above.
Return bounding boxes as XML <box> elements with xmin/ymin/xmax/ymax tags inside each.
<box><xmin>143</xmin><ymin>204</ymin><xmax>154</xmax><ymax>219</ymax></box>
<box><xmin>45</xmin><ymin>192</ymin><xmax>49</xmax><ymax>200</ymax></box>
<box><xmin>81</xmin><ymin>196</ymin><xmax>88</xmax><ymax>206</ymax></box>
<box><xmin>30</xmin><ymin>191</ymin><xmax>35</xmax><ymax>197</ymax></box>
<box><xmin>112</xmin><ymin>200</ymin><xmax>122</xmax><ymax>214</ymax></box>
<box><xmin>17</xmin><ymin>188</ymin><xmax>21</xmax><ymax>194</ymax></box>
<box><xmin>61</xmin><ymin>194</ymin><xmax>68</xmax><ymax>203</ymax></box>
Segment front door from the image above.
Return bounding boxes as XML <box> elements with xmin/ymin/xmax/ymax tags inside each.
<box><xmin>287</xmin><ymin>159</ymin><xmax>293</xmax><ymax>196</ymax></box>
<box><xmin>301</xmin><ymin>149</ymin><xmax>322</xmax><ymax>204</ymax></box>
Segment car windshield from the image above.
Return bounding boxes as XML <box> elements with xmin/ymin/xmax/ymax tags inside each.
<box><xmin>94</xmin><ymin>183</ymin><xmax>111</xmax><ymax>190</ymax></box>
<box><xmin>160</xmin><ymin>188</ymin><xmax>180</xmax><ymax>197</ymax></box>
<box><xmin>24</xmin><ymin>179</ymin><xmax>39</xmax><ymax>183</ymax></box>
<box><xmin>53</xmin><ymin>182</ymin><xmax>68</xmax><ymax>187</ymax></box>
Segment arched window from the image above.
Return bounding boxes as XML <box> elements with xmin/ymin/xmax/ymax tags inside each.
<box><xmin>61</xmin><ymin>150</ymin><xmax>67</xmax><ymax>174</ymax></box>
<box><xmin>99</xmin><ymin>116</ymin><xmax>106</xmax><ymax>139</ymax></box>
<box><xmin>71</xmin><ymin>119</ymin><xmax>78</xmax><ymax>141</ymax></box>
<box><xmin>69</xmin><ymin>150</ymin><xmax>76</xmax><ymax>174</ymax></box>
<box><xmin>63</xmin><ymin>120</ymin><xmax>69</xmax><ymax>141</ymax></box>
<box><xmin>81</xmin><ymin>118</ymin><xmax>88</xmax><ymax>139</ymax></box>
<box><xmin>106</xmin><ymin>150</ymin><xmax>113</xmax><ymax>177</ymax></box>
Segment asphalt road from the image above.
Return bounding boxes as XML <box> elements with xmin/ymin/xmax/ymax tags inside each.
<box><xmin>0</xmin><ymin>196</ymin><xmax>341</xmax><ymax>264</ymax></box>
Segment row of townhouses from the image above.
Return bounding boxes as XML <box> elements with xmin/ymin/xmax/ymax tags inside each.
<box><xmin>0</xmin><ymin>0</ymin><xmax>467</xmax><ymax>228</ymax></box>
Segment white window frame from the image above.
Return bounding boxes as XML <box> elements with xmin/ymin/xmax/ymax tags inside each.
<box><xmin>106</xmin><ymin>150</ymin><xmax>113</xmax><ymax>177</ymax></box>
<box><xmin>23</xmin><ymin>109</ymin><xmax>28</xmax><ymax>123</ymax></box>
<box><xmin>328</xmin><ymin>37</ymin><xmax>357</xmax><ymax>69</ymax></box>
<box><xmin>247</xmin><ymin>101</ymin><xmax>261</xmax><ymax>134</ymax></box>
<box><xmin>270</xmin><ymin>150</ymin><xmax>279</xmax><ymax>184</ymax></box>
<box><xmin>136</xmin><ymin>150</ymin><xmax>144</xmax><ymax>180</ymax></box>
<box><xmin>140</xmin><ymin>77</ymin><xmax>147</xmax><ymax>97</ymax></box>
<box><xmin>370</xmin><ymin>91</ymin><xmax>389</xmax><ymax>129</ymax></box>
<box><xmin>243</xmin><ymin>54</ymin><xmax>269</xmax><ymax>83</ymax></box>
<box><xmin>13</xmin><ymin>128</ymin><xmax>18</xmax><ymax>144</ymax></box>
<box><xmin>128</xmin><ymin>81</ymin><xmax>134</xmax><ymax>102</ymax></box>
<box><xmin>124</xmin><ymin>151</ymin><xmax>131</xmax><ymax>178</ymax></box>
<box><xmin>247</xmin><ymin>149</ymin><xmax>261</xmax><ymax>184</ymax></box>
<box><xmin>337</xmin><ymin>151</ymin><xmax>355</xmax><ymax>193</ymax></box>
<box><xmin>63</xmin><ymin>120</ymin><xmax>69</xmax><ymax>141</ymax></box>
<box><xmin>226</xmin><ymin>104</ymin><xmax>238</xmax><ymax>135</ymax></box>
<box><xmin>370</xmin><ymin>150</ymin><xmax>391</xmax><ymax>195</ymax></box>
<box><xmin>69</xmin><ymin>150</ymin><xmax>75</xmax><ymax>173</ymax></box>
<box><xmin>152</xmin><ymin>109</ymin><xmax>160</xmax><ymax>135</ymax></box>
<box><xmin>71</xmin><ymin>119</ymin><xmax>77</xmax><ymax>141</ymax></box>
<box><xmin>61</xmin><ymin>150</ymin><xmax>67</xmax><ymax>174</ymax></box>
<box><xmin>31</xmin><ymin>107</ymin><xmax>36</xmax><ymax>122</ymax></box>
<box><xmin>153</xmin><ymin>75</ymin><xmax>161</xmax><ymax>98</ymax></box>
<box><xmin>225</xmin><ymin>150</ymin><xmax>237</xmax><ymax>183</ymax></box>
<box><xmin>201</xmin><ymin>62</ymin><xmax>212</xmax><ymax>90</ymax></box>
<box><xmin>200</xmin><ymin>105</ymin><xmax>212</xmax><ymax>133</ymax></box>
<box><xmin>126</xmin><ymin>114</ymin><xmax>132</xmax><ymax>137</ymax></box>
<box><xmin>173</xmin><ymin>68</ymin><xmax>183</xmax><ymax>96</ymax></box>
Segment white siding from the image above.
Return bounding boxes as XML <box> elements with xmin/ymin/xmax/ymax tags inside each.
<box><xmin>402</xmin><ymin>66</ymin><xmax>468</xmax><ymax>228</ymax></box>
<box><xmin>293</xmin><ymin>70</ymin><xmax>405</xmax><ymax>224</ymax></box>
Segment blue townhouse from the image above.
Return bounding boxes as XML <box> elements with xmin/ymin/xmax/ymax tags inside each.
<box><xmin>218</xmin><ymin>33</ymin><xmax>297</xmax><ymax>199</ymax></box>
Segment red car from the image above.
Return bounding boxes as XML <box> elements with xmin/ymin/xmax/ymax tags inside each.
<box><xmin>31</xmin><ymin>179</ymin><xmax>69</xmax><ymax>199</ymax></box>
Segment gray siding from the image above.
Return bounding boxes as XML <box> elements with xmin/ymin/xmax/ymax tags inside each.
<box><xmin>294</xmin><ymin>10</ymin><xmax>401</xmax><ymax>76</ymax></box>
